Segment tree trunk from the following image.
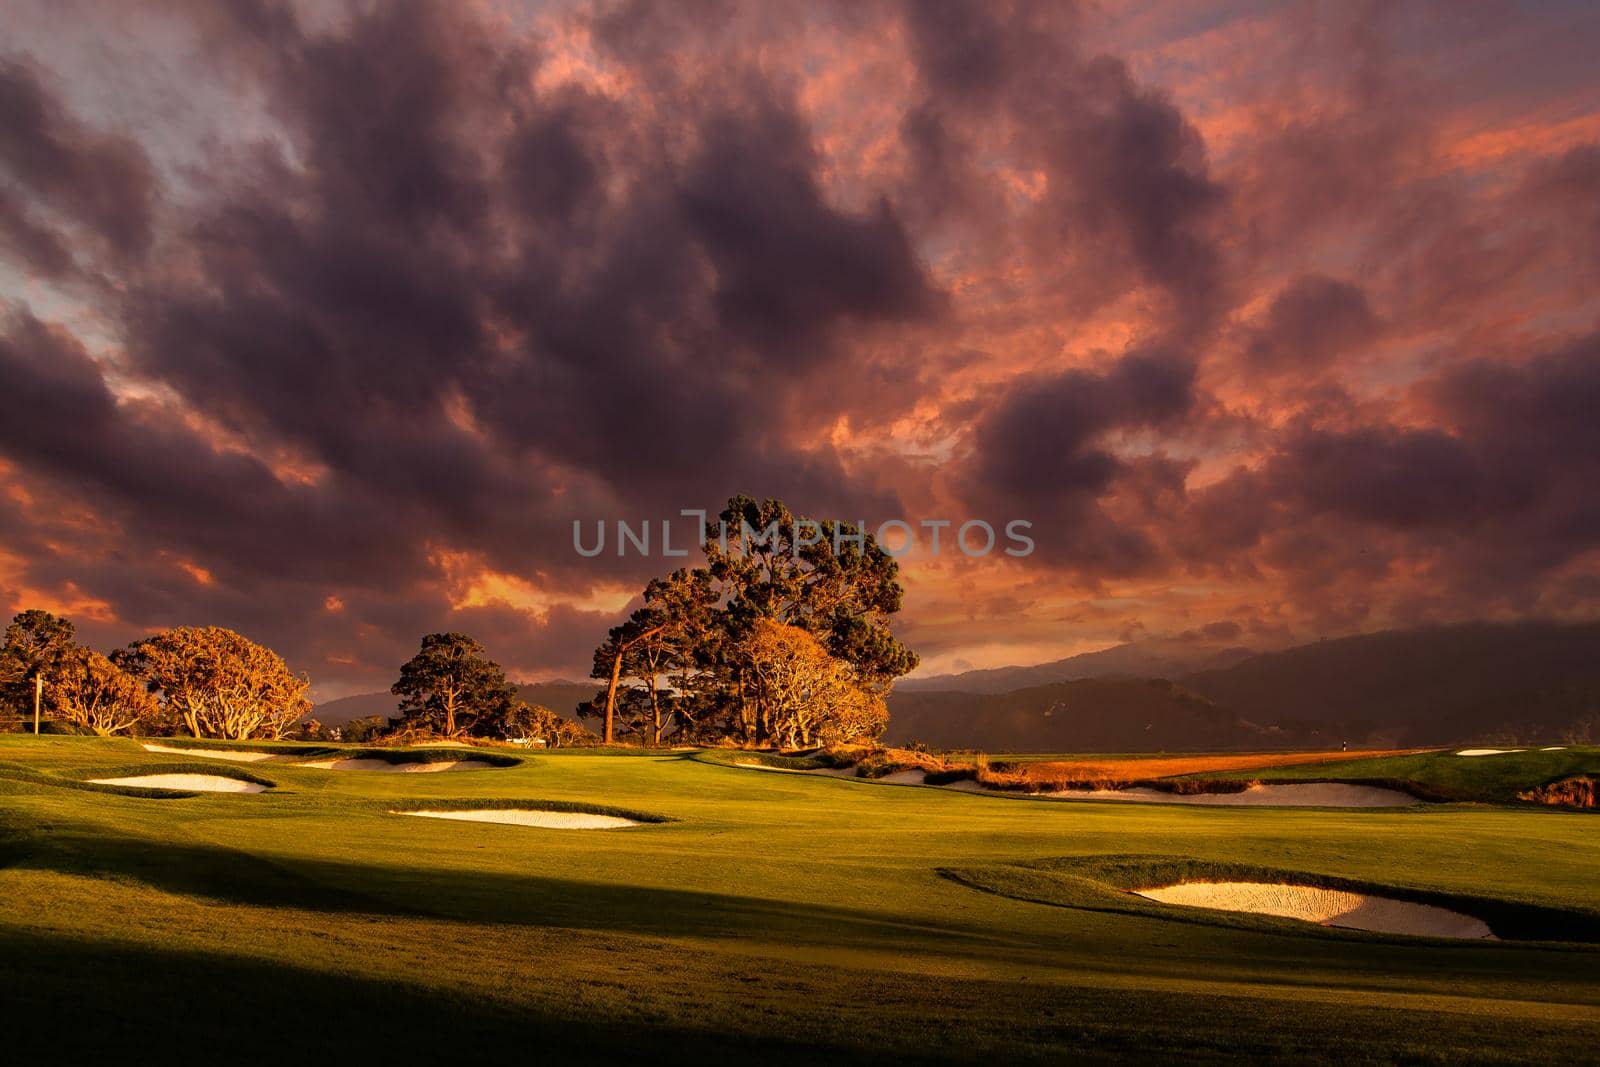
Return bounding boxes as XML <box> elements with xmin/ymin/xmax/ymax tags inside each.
<box><xmin>603</xmin><ymin>649</ymin><xmax>624</xmax><ymax>744</ymax></box>
<box><xmin>648</xmin><ymin>677</ymin><xmax>661</xmax><ymax>747</ymax></box>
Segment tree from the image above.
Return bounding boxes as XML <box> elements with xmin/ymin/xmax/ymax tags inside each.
<box><xmin>503</xmin><ymin>700</ymin><xmax>596</xmax><ymax>748</ymax></box>
<box><xmin>704</xmin><ymin>496</ymin><xmax>918</xmax><ymax>689</ymax></box>
<box><xmin>736</xmin><ymin>620</ymin><xmax>887</xmax><ymax>749</ymax></box>
<box><xmin>590</xmin><ymin>568</ymin><xmax>720</xmax><ymax>745</ymax></box>
<box><xmin>0</xmin><ymin>609</ymin><xmax>80</xmax><ymax>728</ymax></box>
<box><xmin>583</xmin><ymin>496</ymin><xmax>920</xmax><ymax>747</ymax></box>
<box><xmin>51</xmin><ymin>648</ymin><xmax>160</xmax><ymax>736</ymax></box>
<box><xmin>117</xmin><ymin>626</ymin><xmax>311</xmax><ymax>740</ymax></box>
<box><xmin>340</xmin><ymin>715</ymin><xmax>388</xmax><ymax>743</ymax></box>
<box><xmin>391</xmin><ymin>633</ymin><xmax>515</xmax><ymax>737</ymax></box>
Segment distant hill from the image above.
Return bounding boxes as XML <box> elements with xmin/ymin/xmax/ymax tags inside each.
<box><xmin>312</xmin><ymin>680</ymin><xmax>597</xmax><ymax>727</ymax></box>
<box><xmin>886</xmin><ymin>620</ymin><xmax>1600</xmax><ymax>751</ymax></box>
<box><xmin>885</xmin><ymin>678</ymin><xmax>1281</xmax><ymax>751</ymax></box>
<box><xmin>312</xmin><ymin>691</ymin><xmax>396</xmax><ymax>726</ymax></box>
<box><xmin>1182</xmin><ymin>621</ymin><xmax>1600</xmax><ymax>746</ymax></box>
<box><xmin>516</xmin><ymin>681</ymin><xmax>599</xmax><ymax>720</ymax></box>
<box><xmin>897</xmin><ymin>638</ymin><xmax>1257</xmax><ymax>694</ymax></box>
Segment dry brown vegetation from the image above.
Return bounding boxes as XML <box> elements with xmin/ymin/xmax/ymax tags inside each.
<box><xmin>1518</xmin><ymin>776</ymin><xmax>1597</xmax><ymax>809</ymax></box>
<box><xmin>971</xmin><ymin>750</ymin><xmax>1430</xmax><ymax>792</ymax></box>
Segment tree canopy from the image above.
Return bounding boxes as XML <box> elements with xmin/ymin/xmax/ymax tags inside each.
<box><xmin>0</xmin><ymin>609</ymin><xmax>79</xmax><ymax>720</ymax></box>
<box><xmin>392</xmin><ymin>632</ymin><xmax>515</xmax><ymax>737</ymax></box>
<box><xmin>52</xmin><ymin>647</ymin><xmax>161</xmax><ymax>736</ymax></box>
<box><xmin>117</xmin><ymin>626</ymin><xmax>311</xmax><ymax>740</ymax></box>
<box><xmin>586</xmin><ymin>495</ymin><xmax>917</xmax><ymax>747</ymax></box>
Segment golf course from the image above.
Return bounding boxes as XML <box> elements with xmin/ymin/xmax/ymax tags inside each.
<box><xmin>2</xmin><ymin>736</ymin><xmax>1596</xmax><ymax>1064</ymax></box>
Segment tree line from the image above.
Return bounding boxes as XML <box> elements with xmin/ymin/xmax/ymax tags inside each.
<box><xmin>0</xmin><ymin>612</ymin><xmax>589</xmax><ymax>746</ymax></box>
<box><xmin>1</xmin><ymin>496</ymin><xmax>919</xmax><ymax>750</ymax></box>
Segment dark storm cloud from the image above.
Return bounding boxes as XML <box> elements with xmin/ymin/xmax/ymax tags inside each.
<box><xmin>0</xmin><ymin>0</ymin><xmax>939</xmax><ymax>683</ymax></box>
<box><xmin>680</xmin><ymin>100</ymin><xmax>943</xmax><ymax>354</ymax></box>
<box><xmin>1174</xmin><ymin>330</ymin><xmax>1600</xmax><ymax>613</ymax></box>
<box><xmin>1243</xmin><ymin>274</ymin><xmax>1380</xmax><ymax>373</ymax></box>
<box><xmin>0</xmin><ymin>0</ymin><xmax>1597</xmax><ymax>684</ymax></box>
<box><xmin>901</xmin><ymin>0</ymin><xmax>1226</xmax><ymax>332</ymax></box>
<box><xmin>0</xmin><ymin>57</ymin><xmax>155</xmax><ymax>263</ymax></box>
<box><xmin>965</xmin><ymin>348</ymin><xmax>1197</xmax><ymax>573</ymax></box>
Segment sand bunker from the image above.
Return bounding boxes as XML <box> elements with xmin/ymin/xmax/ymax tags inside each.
<box><xmin>945</xmin><ymin>780</ymin><xmax>1417</xmax><ymax>807</ymax></box>
<box><xmin>1456</xmin><ymin>748</ymin><xmax>1525</xmax><ymax>756</ymax></box>
<box><xmin>297</xmin><ymin>758</ymin><xmax>494</xmax><ymax>772</ymax></box>
<box><xmin>734</xmin><ymin>761</ymin><xmax>810</xmax><ymax>773</ymax></box>
<box><xmin>90</xmin><ymin>773</ymin><xmax>266</xmax><ymax>793</ymax></box>
<box><xmin>141</xmin><ymin>743</ymin><xmax>281</xmax><ymax>762</ymax></box>
<box><xmin>396</xmin><ymin>809</ymin><xmax>639</xmax><ymax>829</ymax></box>
<box><xmin>1541</xmin><ymin>746</ymin><xmax>1567</xmax><ymax>751</ymax></box>
<box><xmin>1137</xmin><ymin>881</ymin><xmax>1494</xmax><ymax>939</ymax></box>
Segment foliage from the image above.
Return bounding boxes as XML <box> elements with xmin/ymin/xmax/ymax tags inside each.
<box><xmin>586</xmin><ymin>495</ymin><xmax>917</xmax><ymax>747</ymax></box>
<box><xmin>502</xmin><ymin>701</ymin><xmax>596</xmax><ymax>748</ymax></box>
<box><xmin>49</xmin><ymin>648</ymin><xmax>161</xmax><ymax>736</ymax></box>
<box><xmin>0</xmin><ymin>609</ymin><xmax>79</xmax><ymax>719</ymax></box>
<box><xmin>391</xmin><ymin>633</ymin><xmax>515</xmax><ymax>737</ymax></box>
<box><xmin>734</xmin><ymin>620</ymin><xmax>886</xmax><ymax>748</ymax></box>
<box><xmin>339</xmin><ymin>715</ymin><xmax>389</xmax><ymax>743</ymax></box>
<box><xmin>116</xmin><ymin>626</ymin><xmax>311</xmax><ymax>740</ymax></box>
<box><xmin>292</xmin><ymin>717</ymin><xmax>332</xmax><ymax>742</ymax></box>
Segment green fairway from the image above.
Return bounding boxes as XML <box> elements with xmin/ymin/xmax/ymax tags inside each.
<box><xmin>2</xmin><ymin>735</ymin><xmax>1597</xmax><ymax>1064</ymax></box>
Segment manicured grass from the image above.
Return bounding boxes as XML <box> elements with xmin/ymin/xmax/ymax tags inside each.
<box><xmin>1</xmin><ymin>734</ymin><xmax>1597</xmax><ymax>1063</ymax></box>
<box><xmin>1187</xmin><ymin>746</ymin><xmax>1600</xmax><ymax>803</ymax></box>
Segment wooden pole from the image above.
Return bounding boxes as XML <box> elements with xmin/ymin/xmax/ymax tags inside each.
<box><xmin>33</xmin><ymin>674</ymin><xmax>42</xmax><ymax>734</ymax></box>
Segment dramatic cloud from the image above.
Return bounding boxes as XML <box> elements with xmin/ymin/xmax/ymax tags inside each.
<box><xmin>0</xmin><ymin>0</ymin><xmax>1596</xmax><ymax>692</ymax></box>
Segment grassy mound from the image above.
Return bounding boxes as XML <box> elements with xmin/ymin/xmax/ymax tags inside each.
<box><xmin>940</xmin><ymin>854</ymin><xmax>1600</xmax><ymax>944</ymax></box>
<box><xmin>0</xmin><ymin>760</ymin><xmax>277</xmax><ymax>798</ymax></box>
<box><xmin>315</xmin><ymin>748</ymin><xmax>522</xmax><ymax>768</ymax></box>
<box><xmin>692</xmin><ymin>749</ymin><xmax>828</xmax><ymax>771</ymax></box>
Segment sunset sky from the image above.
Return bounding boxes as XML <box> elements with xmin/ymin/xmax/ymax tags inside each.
<box><xmin>2</xmin><ymin>0</ymin><xmax>1597</xmax><ymax>698</ymax></box>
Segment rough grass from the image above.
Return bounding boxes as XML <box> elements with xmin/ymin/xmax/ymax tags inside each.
<box><xmin>2</xmin><ymin>734</ymin><xmax>1598</xmax><ymax>1063</ymax></box>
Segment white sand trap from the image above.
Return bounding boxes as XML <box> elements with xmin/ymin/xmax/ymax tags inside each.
<box><xmin>1456</xmin><ymin>748</ymin><xmax>1524</xmax><ymax>756</ymax></box>
<box><xmin>91</xmin><ymin>773</ymin><xmax>266</xmax><ymax>793</ymax></box>
<box><xmin>878</xmin><ymin>769</ymin><xmax>928</xmax><ymax>785</ymax></box>
<box><xmin>396</xmin><ymin>809</ymin><xmax>639</xmax><ymax>829</ymax></box>
<box><xmin>296</xmin><ymin>758</ymin><xmax>494</xmax><ymax>772</ymax></box>
<box><xmin>943</xmin><ymin>780</ymin><xmax>1417</xmax><ymax>807</ymax></box>
<box><xmin>1136</xmin><ymin>882</ymin><xmax>1495</xmax><ymax>939</ymax></box>
<box><xmin>141</xmin><ymin>743</ymin><xmax>281</xmax><ymax>763</ymax></box>
<box><xmin>1541</xmin><ymin>746</ymin><xmax>1567</xmax><ymax>751</ymax></box>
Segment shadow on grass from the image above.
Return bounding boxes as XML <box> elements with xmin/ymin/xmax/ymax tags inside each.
<box><xmin>2</xmin><ymin>819</ymin><xmax>1024</xmax><ymax>955</ymax></box>
<box><xmin>0</xmin><ymin>928</ymin><xmax>882</xmax><ymax>1066</ymax></box>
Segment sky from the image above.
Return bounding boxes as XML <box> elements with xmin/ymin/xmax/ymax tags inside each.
<box><xmin>1</xmin><ymin>0</ymin><xmax>1597</xmax><ymax>698</ymax></box>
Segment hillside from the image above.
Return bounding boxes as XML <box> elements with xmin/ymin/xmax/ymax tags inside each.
<box><xmin>311</xmin><ymin>691</ymin><xmax>396</xmax><ymax>726</ymax></box>
<box><xmin>884</xmin><ymin>678</ymin><xmax>1282</xmax><ymax>751</ymax></box>
<box><xmin>313</xmin><ymin>680</ymin><xmax>597</xmax><ymax>727</ymax></box>
<box><xmin>897</xmin><ymin>638</ymin><xmax>1256</xmax><ymax>693</ymax></box>
<box><xmin>1182</xmin><ymin>621</ymin><xmax>1600</xmax><ymax>746</ymax></box>
<box><xmin>886</xmin><ymin>621</ymin><xmax>1600</xmax><ymax>752</ymax></box>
